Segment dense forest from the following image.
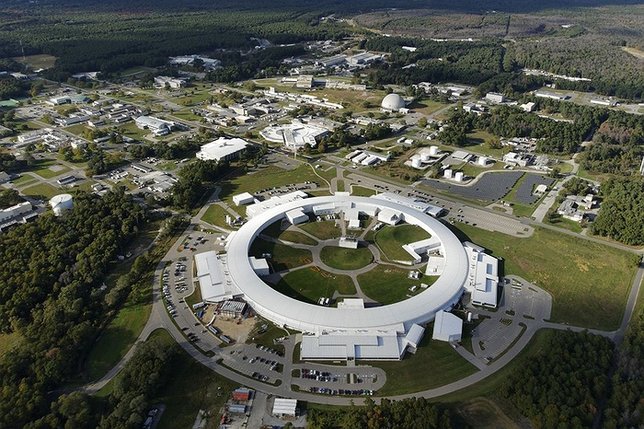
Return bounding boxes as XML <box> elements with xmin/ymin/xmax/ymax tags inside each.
<box><xmin>27</xmin><ymin>333</ymin><xmax>179</xmax><ymax>428</ymax></box>
<box><xmin>0</xmin><ymin>7</ymin><xmax>350</xmax><ymax>77</ymax></box>
<box><xmin>501</xmin><ymin>330</ymin><xmax>613</xmax><ymax>428</ymax></box>
<box><xmin>580</xmin><ymin>113</ymin><xmax>644</xmax><ymax>175</ymax></box>
<box><xmin>602</xmin><ymin>312</ymin><xmax>644</xmax><ymax>428</ymax></box>
<box><xmin>364</xmin><ymin>37</ymin><xmax>505</xmax><ymax>87</ymax></box>
<box><xmin>307</xmin><ymin>397</ymin><xmax>456</xmax><ymax>429</ymax></box>
<box><xmin>0</xmin><ymin>75</ymin><xmax>28</xmax><ymax>99</ymax></box>
<box><xmin>591</xmin><ymin>178</ymin><xmax>644</xmax><ymax>245</ymax></box>
<box><xmin>0</xmin><ymin>190</ymin><xmax>148</xmax><ymax>427</ymax></box>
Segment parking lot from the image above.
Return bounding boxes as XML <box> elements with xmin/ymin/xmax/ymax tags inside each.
<box><xmin>422</xmin><ymin>171</ymin><xmax>524</xmax><ymax>202</ymax></box>
<box><xmin>220</xmin><ymin>344</ymin><xmax>287</xmax><ymax>386</ymax></box>
<box><xmin>469</xmin><ymin>277</ymin><xmax>552</xmax><ymax>363</ymax></box>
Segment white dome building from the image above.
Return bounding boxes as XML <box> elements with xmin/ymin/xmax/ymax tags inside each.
<box><xmin>381</xmin><ymin>93</ymin><xmax>406</xmax><ymax>112</ymax></box>
<box><xmin>49</xmin><ymin>194</ymin><xmax>73</xmax><ymax>216</ymax></box>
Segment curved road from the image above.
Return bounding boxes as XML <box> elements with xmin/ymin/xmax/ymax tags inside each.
<box><xmin>83</xmin><ymin>195</ymin><xmax>644</xmax><ymax>405</ymax></box>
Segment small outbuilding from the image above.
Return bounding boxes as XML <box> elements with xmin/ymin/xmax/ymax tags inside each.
<box><xmin>233</xmin><ymin>192</ymin><xmax>255</xmax><ymax>206</ymax></box>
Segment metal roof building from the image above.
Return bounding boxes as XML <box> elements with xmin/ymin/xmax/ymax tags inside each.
<box><xmin>272</xmin><ymin>398</ymin><xmax>297</xmax><ymax>416</ymax></box>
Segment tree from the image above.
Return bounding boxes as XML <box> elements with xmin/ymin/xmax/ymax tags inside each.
<box><xmin>417</xmin><ymin>116</ymin><xmax>427</xmax><ymax>128</ymax></box>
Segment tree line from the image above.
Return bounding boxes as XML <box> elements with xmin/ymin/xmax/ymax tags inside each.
<box><xmin>500</xmin><ymin>330</ymin><xmax>613</xmax><ymax>428</ymax></box>
<box><xmin>308</xmin><ymin>397</ymin><xmax>456</xmax><ymax>429</ymax></box>
<box><xmin>591</xmin><ymin>177</ymin><xmax>644</xmax><ymax>246</ymax></box>
<box><xmin>0</xmin><ymin>189</ymin><xmax>148</xmax><ymax>427</ymax></box>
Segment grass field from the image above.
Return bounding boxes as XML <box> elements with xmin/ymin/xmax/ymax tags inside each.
<box><xmin>12</xmin><ymin>173</ymin><xmax>38</xmax><ymax>186</ymax></box>
<box><xmin>319</xmin><ymin>246</ymin><xmax>373</xmax><ymax>270</ymax></box>
<box><xmin>22</xmin><ymin>182</ymin><xmax>61</xmax><ymax>199</ymax></box>
<box><xmin>370</xmin><ymin>330</ymin><xmax>478</xmax><ymax>396</ymax></box>
<box><xmin>351</xmin><ymin>185</ymin><xmax>377</xmax><ymax>196</ymax></box>
<box><xmin>250</xmin><ymin>238</ymin><xmax>312</xmax><ymax>271</ymax></box>
<box><xmin>13</xmin><ymin>54</ymin><xmax>57</xmax><ymax>69</ymax></box>
<box><xmin>272</xmin><ymin>267</ymin><xmax>356</xmax><ymax>303</ymax></box>
<box><xmin>117</xmin><ymin>121</ymin><xmax>149</xmax><ymax>141</ymax></box>
<box><xmin>358</xmin><ymin>265</ymin><xmax>435</xmax><ymax>305</ymax></box>
<box><xmin>247</xmin><ymin>319</ymin><xmax>288</xmax><ymax>350</ymax></box>
<box><xmin>29</xmin><ymin>159</ymin><xmax>71</xmax><ymax>179</ymax></box>
<box><xmin>0</xmin><ymin>331</ymin><xmax>23</xmax><ymax>359</ymax></box>
<box><xmin>454</xmin><ymin>224</ymin><xmax>638</xmax><ymax>330</ymax></box>
<box><xmin>408</xmin><ymin>99</ymin><xmax>449</xmax><ymax>115</ymax></box>
<box><xmin>63</xmin><ymin>123</ymin><xmax>89</xmax><ymax>137</ymax></box>
<box><xmin>463</xmin><ymin>130</ymin><xmax>512</xmax><ymax>158</ymax></box>
<box><xmin>146</xmin><ymin>330</ymin><xmax>236</xmax><ymax>429</ymax></box>
<box><xmin>219</xmin><ymin>165</ymin><xmax>320</xmax><ymax>206</ymax></box>
<box><xmin>262</xmin><ymin>221</ymin><xmax>318</xmax><ymax>246</ymax></box>
<box><xmin>82</xmin><ymin>221</ymin><xmax>164</xmax><ymax>381</ymax></box>
<box><xmin>299</xmin><ymin>220</ymin><xmax>341</xmax><ymax>240</ymax></box>
<box><xmin>85</xmin><ymin>304</ymin><xmax>151</xmax><ymax>381</ymax></box>
<box><xmin>375</xmin><ymin>224</ymin><xmax>430</xmax><ymax>262</ymax></box>
<box><xmin>201</xmin><ymin>204</ymin><xmax>233</xmax><ymax>229</ymax></box>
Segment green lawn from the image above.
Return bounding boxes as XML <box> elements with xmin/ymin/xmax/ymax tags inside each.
<box><xmin>247</xmin><ymin>319</ymin><xmax>288</xmax><ymax>351</ymax></box>
<box><xmin>299</xmin><ymin>220</ymin><xmax>341</xmax><ymax>240</ymax></box>
<box><xmin>502</xmin><ymin>173</ymin><xmax>545</xmax><ymax>218</ymax></box>
<box><xmin>201</xmin><ymin>204</ymin><xmax>233</xmax><ymax>229</ymax></box>
<box><xmin>454</xmin><ymin>223</ymin><xmax>639</xmax><ymax>330</ymax></box>
<box><xmin>148</xmin><ymin>330</ymin><xmax>236</xmax><ymax>429</ymax></box>
<box><xmin>320</xmin><ymin>246</ymin><xmax>373</xmax><ymax>270</ymax></box>
<box><xmin>271</xmin><ymin>267</ymin><xmax>356</xmax><ymax>304</ymax></box>
<box><xmin>249</xmin><ymin>238</ymin><xmax>312</xmax><ymax>271</ymax></box>
<box><xmin>85</xmin><ymin>304</ymin><xmax>151</xmax><ymax>381</ymax></box>
<box><xmin>370</xmin><ymin>330</ymin><xmax>478</xmax><ymax>396</ymax></box>
<box><xmin>22</xmin><ymin>182</ymin><xmax>61</xmax><ymax>199</ymax></box>
<box><xmin>219</xmin><ymin>165</ymin><xmax>320</xmax><ymax>206</ymax></box>
<box><xmin>29</xmin><ymin>159</ymin><xmax>71</xmax><ymax>179</ymax></box>
<box><xmin>463</xmin><ymin>130</ymin><xmax>512</xmax><ymax>158</ymax></box>
<box><xmin>544</xmin><ymin>213</ymin><xmax>584</xmax><ymax>233</ymax></box>
<box><xmin>358</xmin><ymin>265</ymin><xmax>435</xmax><ymax>305</ymax></box>
<box><xmin>375</xmin><ymin>224</ymin><xmax>430</xmax><ymax>262</ymax></box>
<box><xmin>351</xmin><ymin>185</ymin><xmax>377</xmax><ymax>197</ymax></box>
<box><xmin>63</xmin><ymin>123</ymin><xmax>89</xmax><ymax>136</ymax></box>
<box><xmin>408</xmin><ymin>99</ymin><xmax>448</xmax><ymax>115</ymax></box>
<box><xmin>82</xmin><ymin>221</ymin><xmax>166</xmax><ymax>381</ymax></box>
<box><xmin>262</xmin><ymin>221</ymin><xmax>318</xmax><ymax>246</ymax></box>
<box><xmin>0</xmin><ymin>331</ymin><xmax>23</xmax><ymax>359</ymax></box>
<box><xmin>117</xmin><ymin>121</ymin><xmax>149</xmax><ymax>141</ymax></box>
<box><xmin>12</xmin><ymin>173</ymin><xmax>37</xmax><ymax>186</ymax></box>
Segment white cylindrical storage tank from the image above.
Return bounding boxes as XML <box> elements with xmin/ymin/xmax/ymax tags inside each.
<box><xmin>455</xmin><ymin>172</ymin><xmax>464</xmax><ymax>182</ymax></box>
<box><xmin>478</xmin><ymin>156</ymin><xmax>488</xmax><ymax>166</ymax></box>
<box><xmin>420</xmin><ymin>152</ymin><xmax>431</xmax><ymax>162</ymax></box>
<box><xmin>411</xmin><ymin>157</ymin><xmax>422</xmax><ymax>168</ymax></box>
<box><xmin>50</xmin><ymin>194</ymin><xmax>73</xmax><ymax>216</ymax></box>
<box><xmin>444</xmin><ymin>169</ymin><xmax>453</xmax><ymax>179</ymax></box>
<box><xmin>429</xmin><ymin>145</ymin><xmax>439</xmax><ymax>156</ymax></box>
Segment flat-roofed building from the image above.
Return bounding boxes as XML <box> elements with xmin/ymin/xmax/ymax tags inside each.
<box><xmin>272</xmin><ymin>398</ymin><xmax>297</xmax><ymax>417</ymax></box>
<box><xmin>194</xmin><ymin>251</ymin><xmax>236</xmax><ymax>303</ymax></box>
<box><xmin>432</xmin><ymin>310</ymin><xmax>463</xmax><ymax>342</ymax></box>
<box><xmin>233</xmin><ymin>192</ymin><xmax>255</xmax><ymax>206</ymax></box>
<box><xmin>196</xmin><ymin>137</ymin><xmax>249</xmax><ymax>162</ymax></box>
<box><xmin>464</xmin><ymin>242</ymin><xmax>499</xmax><ymax>308</ymax></box>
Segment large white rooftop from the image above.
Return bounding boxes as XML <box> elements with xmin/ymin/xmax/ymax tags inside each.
<box><xmin>225</xmin><ymin>195</ymin><xmax>468</xmax><ymax>335</ymax></box>
<box><xmin>196</xmin><ymin>137</ymin><xmax>249</xmax><ymax>162</ymax></box>
<box><xmin>260</xmin><ymin>121</ymin><xmax>329</xmax><ymax>149</ymax></box>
